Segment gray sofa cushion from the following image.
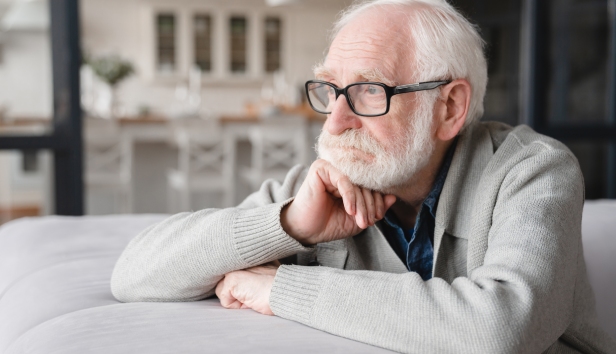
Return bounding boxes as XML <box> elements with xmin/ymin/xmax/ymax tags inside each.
<box><xmin>580</xmin><ymin>200</ymin><xmax>616</xmax><ymax>340</ymax></box>
<box><xmin>7</xmin><ymin>301</ymin><xmax>392</xmax><ymax>353</ymax></box>
<box><xmin>0</xmin><ymin>215</ymin><xmax>394</xmax><ymax>354</ymax></box>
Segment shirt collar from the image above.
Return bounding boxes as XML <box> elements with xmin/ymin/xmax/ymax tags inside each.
<box><xmin>383</xmin><ymin>137</ymin><xmax>458</xmax><ymax>226</ymax></box>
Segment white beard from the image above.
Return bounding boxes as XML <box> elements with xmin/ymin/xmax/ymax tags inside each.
<box><xmin>316</xmin><ymin>96</ymin><xmax>436</xmax><ymax>192</ymax></box>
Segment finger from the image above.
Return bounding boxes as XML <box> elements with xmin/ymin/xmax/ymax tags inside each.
<box><xmin>383</xmin><ymin>194</ymin><xmax>397</xmax><ymax>210</ymax></box>
<box><xmin>335</xmin><ymin>175</ymin><xmax>357</xmax><ymax>216</ymax></box>
<box><xmin>315</xmin><ymin>164</ymin><xmax>356</xmax><ymax>215</ymax></box>
<box><xmin>354</xmin><ymin>186</ymin><xmax>367</xmax><ymax>228</ymax></box>
<box><xmin>373</xmin><ymin>191</ymin><xmax>385</xmax><ymax>220</ymax></box>
<box><xmin>216</xmin><ymin>277</ymin><xmax>242</xmax><ymax>309</ymax></box>
<box><xmin>362</xmin><ymin>188</ymin><xmax>376</xmax><ymax>225</ymax></box>
<box><xmin>226</xmin><ymin>299</ymin><xmax>244</xmax><ymax>309</ymax></box>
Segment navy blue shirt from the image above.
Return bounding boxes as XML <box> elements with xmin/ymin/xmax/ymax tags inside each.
<box><xmin>380</xmin><ymin>139</ymin><xmax>457</xmax><ymax>281</ymax></box>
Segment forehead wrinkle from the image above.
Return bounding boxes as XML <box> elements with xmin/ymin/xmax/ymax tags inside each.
<box><xmin>326</xmin><ymin>50</ymin><xmax>399</xmax><ymax>83</ymax></box>
<box><xmin>353</xmin><ymin>68</ymin><xmax>396</xmax><ymax>86</ymax></box>
<box><xmin>323</xmin><ymin>18</ymin><xmax>411</xmax><ymax>86</ymax></box>
<box><xmin>336</xmin><ymin>36</ymin><xmax>401</xmax><ymax>57</ymax></box>
<box><xmin>325</xmin><ymin>6</ymin><xmax>416</xmax><ymax>84</ymax></box>
<box><xmin>328</xmin><ymin>43</ymin><xmax>405</xmax><ymax>83</ymax></box>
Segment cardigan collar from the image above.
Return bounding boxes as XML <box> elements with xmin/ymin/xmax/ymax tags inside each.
<box><xmin>432</xmin><ymin>122</ymin><xmax>495</xmax><ymax>258</ymax></box>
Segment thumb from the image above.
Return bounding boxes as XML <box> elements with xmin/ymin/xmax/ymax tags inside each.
<box><xmin>383</xmin><ymin>195</ymin><xmax>397</xmax><ymax>211</ymax></box>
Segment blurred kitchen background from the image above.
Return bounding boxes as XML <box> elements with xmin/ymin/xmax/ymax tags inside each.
<box><xmin>0</xmin><ymin>0</ymin><xmax>615</xmax><ymax>224</ymax></box>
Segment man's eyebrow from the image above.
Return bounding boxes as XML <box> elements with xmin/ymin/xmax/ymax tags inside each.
<box><xmin>312</xmin><ymin>65</ymin><xmax>396</xmax><ymax>86</ymax></box>
<box><xmin>354</xmin><ymin>68</ymin><xmax>396</xmax><ymax>86</ymax></box>
<box><xmin>313</xmin><ymin>65</ymin><xmax>334</xmax><ymax>80</ymax></box>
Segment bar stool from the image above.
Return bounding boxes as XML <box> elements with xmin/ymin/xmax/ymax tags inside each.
<box><xmin>167</xmin><ymin>120</ymin><xmax>234</xmax><ymax>212</ymax></box>
<box><xmin>240</xmin><ymin>115</ymin><xmax>309</xmax><ymax>191</ymax></box>
<box><xmin>84</xmin><ymin>118</ymin><xmax>133</xmax><ymax>214</ymax></box>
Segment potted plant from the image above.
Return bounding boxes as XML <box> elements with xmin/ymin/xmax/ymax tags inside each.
<box><xmin>86</xmin><ymin>54</ymin><xmax>135</xmax><ymax>118</ymax></box>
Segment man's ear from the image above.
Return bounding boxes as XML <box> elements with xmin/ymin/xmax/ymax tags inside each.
<box><xmin>434</xmin><ymin>79</ymin><xmax>471</xmax><ymax>141</ymax></box>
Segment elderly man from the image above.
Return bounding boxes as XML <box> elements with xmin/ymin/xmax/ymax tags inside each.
<box><xmin>112</xmin><ymin>0</ymin><xmax>616</xmax><ymax>353</ymax></box>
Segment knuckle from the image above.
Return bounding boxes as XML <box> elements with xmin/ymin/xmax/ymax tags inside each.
<box><xmin>312</xmin><ymin>159</ymin><xmax>328</xmax><ymax>171</ymax></box>
<box><xmin>344</xmin><ymin>190</ymin><xmax>355</xmax><ymax>200</ymax></box>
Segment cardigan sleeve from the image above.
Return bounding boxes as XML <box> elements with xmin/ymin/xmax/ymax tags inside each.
<box><xmin>269</xmin><ymin>148</ymin><xmax>587</xmax><ymax>353</ymax></box>
<box><xmin>111</xmin><ymin>165</ymin><xmax>311</xmax><ymax>302</ymax></box>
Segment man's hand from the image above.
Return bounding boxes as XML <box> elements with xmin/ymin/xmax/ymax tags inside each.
<box><xmin>282</xmin><ymin>159</ymin><xmax>396</xmax><ymax>245</ymax></box>
<box><xmin>215</xmin><ymin>264</ymin><xmax>278</xmax><ymax>315</ymax></box>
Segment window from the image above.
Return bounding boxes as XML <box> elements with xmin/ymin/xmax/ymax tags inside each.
<box><xmin>547</xmin><ymin>0</ymin><xmax>609</xmax><ymax>125</ymax></box>
<box><xmin>451</xmin><ymin>0</ymin><xmax>521</xmax><ymax>126</ymax></box>
<box><xmin>264</xmin><ymin>17</ymin><xmax>281</xmax><ymax>72</ymax></box>
<box><xmin>0</xmin><ymin>0</ymin><xmax>82</xmax><ymax>216</ymax></box>
<box><xmin>230</xmin><ymin>16</ymin><xmax>247</xmax><ymax>73</ymax></box>
<box><xmin>194</xmin><ymin>14</ymin><xmax>212</xmax><ymax>72</ymax></box>
<box><xmin>157</xmin><ymin>13</ymin><xmax>176</xmax><ymax>72</ymax></box>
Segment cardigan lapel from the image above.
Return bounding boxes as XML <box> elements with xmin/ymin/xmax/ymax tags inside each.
<box><xmin>350</xmin><ymin>225</ymin><xmax>408</xmax><ymax>273</ymax></box>
<box><xmin>432</xmin><ymin>123</ymin><xmax>495</xmax><ymax>272</ymax></box>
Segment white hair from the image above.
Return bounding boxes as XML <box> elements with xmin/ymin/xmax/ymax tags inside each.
<box><xmin>330</xmin><ymin>0</ymin><xmax>488</xmax><ymax>128</ymax></box>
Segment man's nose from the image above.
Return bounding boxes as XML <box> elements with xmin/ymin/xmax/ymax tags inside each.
<box><xmin>325</xmin><ymin>95</ymin><xmax>362</xmax><ymax>135</ymax></box>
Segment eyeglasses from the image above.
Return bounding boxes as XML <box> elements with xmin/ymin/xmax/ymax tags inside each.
<box><xmin>305</xmin><ymin>79</ymin><xmax>451</xmax><ymax>117</ymax></box>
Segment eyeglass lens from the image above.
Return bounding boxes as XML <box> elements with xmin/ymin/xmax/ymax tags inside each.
<box><xmin>307</xmin><ymin>82</ymin><xmax>388</xmax><ymax>116</ymax></box>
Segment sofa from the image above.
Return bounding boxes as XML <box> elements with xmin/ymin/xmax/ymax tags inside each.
<box><xmin>0</xmin><ymin>200</ymin><xmax>614</xmax><ymax>353</ymax></box>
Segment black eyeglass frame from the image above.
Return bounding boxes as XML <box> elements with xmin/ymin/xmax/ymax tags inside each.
<box><xmin>305</xmin><ymin>79</ymin><xmax>451</xmax><ymax>117</ymax></box>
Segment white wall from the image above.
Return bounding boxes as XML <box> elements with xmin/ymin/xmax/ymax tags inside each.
<box><xmin>0</xmin><ymin>30</ymin><xmax>52</xmax><ymax>118</ymax></box>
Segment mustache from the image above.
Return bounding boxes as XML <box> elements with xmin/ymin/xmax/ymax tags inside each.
<box><xmin>317</xmin><ymin>129</ymin><xmax>386</xmax><ymax>156</ymax></box>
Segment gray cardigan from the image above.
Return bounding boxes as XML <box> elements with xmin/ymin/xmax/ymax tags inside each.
<box><xmin>111</xmin><ymin>122</ymin><xmax>616</xmax><ymax>354</ymax></box>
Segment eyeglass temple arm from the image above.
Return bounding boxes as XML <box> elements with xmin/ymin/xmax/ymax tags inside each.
<box><xmin>394</xmin><ymin>80</ymin><xmax>451</xmax><ymax>94</ymax></box>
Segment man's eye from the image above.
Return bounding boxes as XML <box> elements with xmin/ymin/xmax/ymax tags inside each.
<box><xmin>366</xmin><ymin>85</ymin><xmax>379</xmax><ymax>94</ymax></box>
<box><xmin>324</xmin><ymin>86</ymin><xmax>336</xmax><ymax>98</ymax></box>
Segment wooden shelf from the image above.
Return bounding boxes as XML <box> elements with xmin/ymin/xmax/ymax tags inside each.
<box><xmin>0</xmin><ymin>205</ymin><xmax>40</xmax><ymax>226</ymax></box>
